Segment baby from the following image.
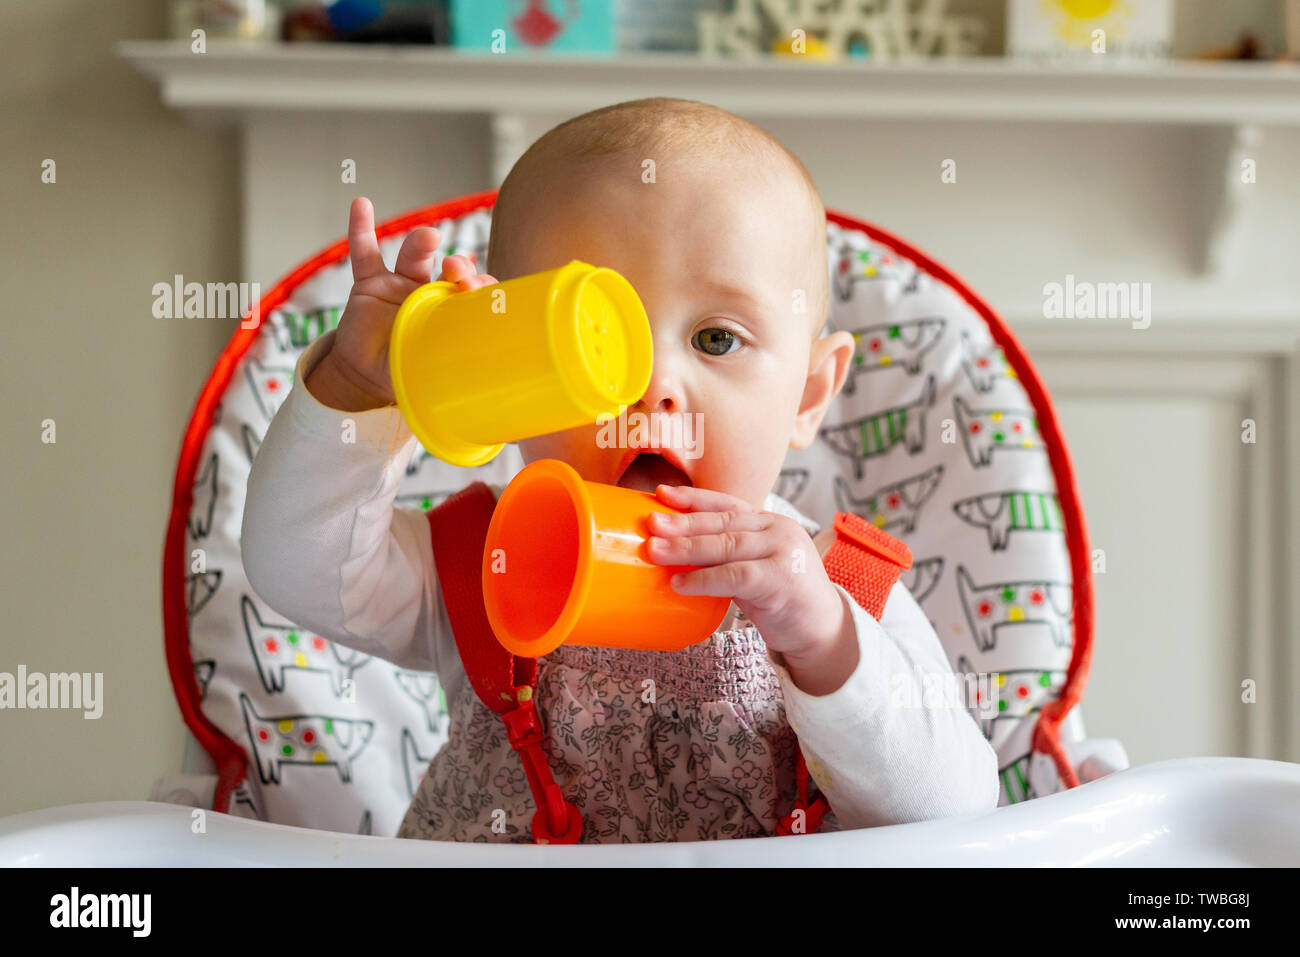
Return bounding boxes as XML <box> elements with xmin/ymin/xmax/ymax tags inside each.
<box><xmin>242</xmin><ymin>96</ymin><xmax>998</xmax><ymax>843</ymax></box>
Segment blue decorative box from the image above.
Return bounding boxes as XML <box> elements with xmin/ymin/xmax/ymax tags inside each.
<box><xmin>450</xmin><ymin>0</ymin><xmax>615</xmax><ymax>54</ymax></box>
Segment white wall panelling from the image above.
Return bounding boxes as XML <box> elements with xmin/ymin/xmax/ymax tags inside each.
<box><xmin>1018</xmin><ymin>322</ymin><xmax>1299</xmax><ymax>764</ymax></box>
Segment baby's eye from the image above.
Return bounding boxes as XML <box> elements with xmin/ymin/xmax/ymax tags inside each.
<box><xmin>692</xmin><ymin>327</ymin><xmax>740</xmax><ymax>357</ymax></box>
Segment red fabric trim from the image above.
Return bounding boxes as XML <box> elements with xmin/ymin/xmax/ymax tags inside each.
<box><xmin>164</xmin><ymin>190</ymin><xmax>1092</xmax><ymax>825</ymax></box>
<box><xmin>826</xmin><ymin>212</ymin><xmax>1092</xmax><ymax>789</ymax></box>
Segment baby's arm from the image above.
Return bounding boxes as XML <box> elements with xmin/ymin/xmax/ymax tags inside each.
<box><xmin>242</xmin><ymin>198</ymin><xmax>496</xmax><ymax>701</ymax></box>
<box><xmin>772</xmin><ymin>580</ymin><xmax>1001</xmax><ymax>828</ymax></box>
<box><xmin>241</xmin><ymin>328</ymin><xmax>456</xmax><ymax>682</ymax></box>
<box><xmin>643</xmin><ymin>484</ymin><xmax>999</xmax><ymax>824</ymax></box>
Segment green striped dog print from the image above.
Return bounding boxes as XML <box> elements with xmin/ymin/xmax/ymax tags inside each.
<box><xmin>953</xmin><ymin>490</ymin><xmax>1064</xmax><ymax>551</ymax></box>
<box><xmin>819</xmin><ymin>376</ymin><xmax>935</xmax><ymax>479</ymax></box>
<box><xmin>999</xmin><ymin>752</ymin><xmax>1035</xmax><ymax>804</ymax></box>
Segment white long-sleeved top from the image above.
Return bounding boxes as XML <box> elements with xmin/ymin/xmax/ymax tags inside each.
<box><xmin>241</xmin><ymin>328</ymin><xmax>999</xmax><ymax>840</ymax></box>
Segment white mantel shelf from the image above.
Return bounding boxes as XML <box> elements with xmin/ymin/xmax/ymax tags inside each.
<box><xmin>119</xmin><ymin>40</ymin><xmax>1300</xmax><ymax>126</ymax></box>
<box><xmin>121</xmin><ymin>40</ymin><xmax>1300</xmax><ymax>278</ymax></box>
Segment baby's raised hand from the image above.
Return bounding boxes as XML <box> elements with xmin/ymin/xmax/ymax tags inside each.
<box><xmin>645</xmin><ymin>485</ymin><xmax>857</xmax><ymax>694</ymax></box>
<box><xmin>305</xmin><ymin>196</ymin><xmax>497</xmax><ymax>412</ymax></box>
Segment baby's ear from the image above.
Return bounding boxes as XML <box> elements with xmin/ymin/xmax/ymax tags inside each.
<box><xmin>790</xmin><ymin>330</ymin><xmax>855</xmax><ymax>449</ymax></box>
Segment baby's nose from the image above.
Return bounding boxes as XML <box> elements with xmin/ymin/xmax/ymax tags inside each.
<box><xmin>632</xmin><ymin>370</ymin><xmax>683</xmax><ymax>415</ymax></box>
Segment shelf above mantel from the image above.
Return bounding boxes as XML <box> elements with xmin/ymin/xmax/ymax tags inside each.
<box><xmin>120</xmin><ymin>41</ymin><xmax>1297</xmax><ymax>282</ymax></box>
<box><xmin>119</xmin><ymin>40</ymin><xmax>1300</xmax><ymax>126</ymax></box>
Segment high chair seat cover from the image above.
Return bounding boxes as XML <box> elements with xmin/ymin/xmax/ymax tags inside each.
<box><xmin>163</xmin><ymin>190</ymin><xmax>1103</xmax><ymax>836</ymax></box>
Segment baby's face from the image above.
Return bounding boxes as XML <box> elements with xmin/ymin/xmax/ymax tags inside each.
<box><xmin>508</xmin><ymin>152</ymin><xmax>850</xmax><ymax>510</ymax></box>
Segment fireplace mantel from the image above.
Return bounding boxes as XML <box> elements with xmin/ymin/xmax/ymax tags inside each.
<box><xmin>120</xmin><ymin>41</ymin><xmax>1300</xmax><ymax>282</ymax></box>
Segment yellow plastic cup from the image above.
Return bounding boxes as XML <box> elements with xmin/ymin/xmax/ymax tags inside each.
<box><xmin>389</xmin><ymin>260</ymin><xmax>653</xmax><ymax>467</ymax></box>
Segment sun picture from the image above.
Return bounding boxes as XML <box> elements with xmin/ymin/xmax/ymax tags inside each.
<box><xmin>1040</xmin><ymin>0</ymin><xmax>1135</xmax><ymax>47</ymax></box>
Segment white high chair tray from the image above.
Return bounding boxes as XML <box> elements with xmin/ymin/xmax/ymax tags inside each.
<box><xmin>2</xmin><ymin>758</ymin><xmax>1296</xmax><ymax>867</ymax></box>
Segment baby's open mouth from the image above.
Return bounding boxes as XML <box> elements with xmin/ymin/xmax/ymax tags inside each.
<box><xmin>615</xmin><ymin>451</ymin><xmax>692</xmax><ymax>493</ymax></box>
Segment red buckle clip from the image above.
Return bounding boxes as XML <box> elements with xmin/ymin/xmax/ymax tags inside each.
<box><xmin>775</xmin><ymin>750</ymin><xmax>829</xmax><ymax>836</ymax></box>
<box><xmin>531</xmin><ymin>785</ymin><xmax>583</xmax><ymax>845</ymax></box>
<box><xmin>501</xmin><ymin>696</ymin><xmax>544</xmax><ymax>749</ymax></box>
<box><xmin>775</xmin><ymin>799</ymin><xmax>828</xmax><ymax>836</ymax></box>
<box><xmin>500</xmin><ymin>693</ymin><xmax>583</xmax><ymax>844</ymax></box>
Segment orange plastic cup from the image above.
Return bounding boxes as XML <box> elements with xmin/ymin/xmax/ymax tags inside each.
<box><xmin>482</xmin><ymin>458</ymin><xmax>732</xmax><ymax>657</ymax></box>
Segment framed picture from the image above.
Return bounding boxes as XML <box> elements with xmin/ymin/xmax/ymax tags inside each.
<box><xmin>1006</xmin><ymin>0</ymin><xmax>1172</xmax><ymax>63</ymax></box>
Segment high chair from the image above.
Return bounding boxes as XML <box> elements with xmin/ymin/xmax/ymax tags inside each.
<box><xmin>156</xmin><ymin>188</ymin><xmax>1124</xmax><ymax>832</ymax></box>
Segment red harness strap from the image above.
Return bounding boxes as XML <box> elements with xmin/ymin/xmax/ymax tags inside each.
<box><xmin>427</xmin><ymin>481</ymin><xmax>582</xmax><ymax>844</ymax></box>
<box><xmin>427</xmin><ymin>485</ymin><xmax>910</xmax><ymax>843</ymax></box>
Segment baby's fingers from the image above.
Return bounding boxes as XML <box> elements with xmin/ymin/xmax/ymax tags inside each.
<box><xmin>668</xmin><ymin>560</ymin><xmax>767</xmax><ymax>599</ymax></box>
<box><xmin>451</xmin><ymin>272</ymin><xmax>497</xmax><ymax>291</ymax></box>
<box><xmin>655</xmin><ymin>484</ymin><xmax>753</xmax><ymax>515</ymax></box>
<box><xmin>437</xmin><ymin>253</ymin><xmax>477</xmax><ymax>284</ymax></box>
<box><xmin>648</xmin><ymin>529</ymin><xmax>770</xmax><ymax>567</ymax></box>
<box><xmin>648</xmin><ymin>508</ymin><xmax>769</xmax><ymax>539</ymax></box>
<box><xmin>393</xmin><ymin>227</ymin><xmax>441</xmax><ymax>284</ymax></box>
<box><xmin>347</xmin><ymin>197</ymin><xmax>386</xmax><ymax>282</ymax></box>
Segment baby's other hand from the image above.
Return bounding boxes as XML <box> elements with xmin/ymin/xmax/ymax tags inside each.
<box><xmin>644</xmin><ymin>484</ymin><xmax>847</xmax><ymax>663</ymax></box>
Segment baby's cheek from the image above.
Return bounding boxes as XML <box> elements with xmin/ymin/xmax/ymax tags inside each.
<box><xmin>519</xmin><ymin>429</ymin><xmax>587</xmax><ymax>466</ymax></box>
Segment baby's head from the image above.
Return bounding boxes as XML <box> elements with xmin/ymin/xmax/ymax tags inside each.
<box><xmin>487</xmin><ymin>97</ymin><xmax>854</xmax><ymax>510</ymax></box>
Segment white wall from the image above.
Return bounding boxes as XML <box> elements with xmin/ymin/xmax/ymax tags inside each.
<box><xmin>0</xmin><ymin>0</ymin><xmax>237</xmax><ymax>818</ymax></box>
